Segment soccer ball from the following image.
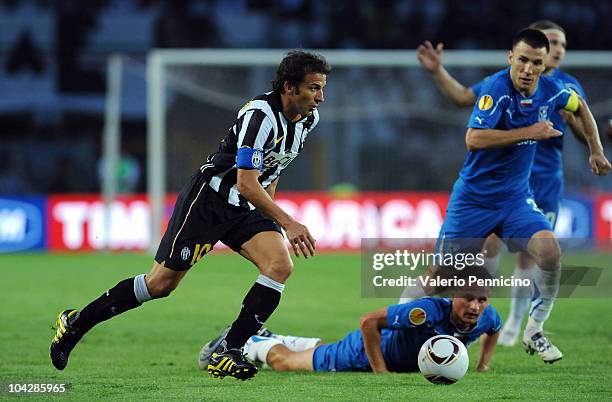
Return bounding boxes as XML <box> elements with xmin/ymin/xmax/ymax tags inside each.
<box><xmin>417</xmin><ymin>335</ymin><xmax>469</xmax><ymax>384</ymax></box>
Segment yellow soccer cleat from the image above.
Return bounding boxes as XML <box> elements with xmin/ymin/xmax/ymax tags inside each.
<box><xmin>207</xmin><ymin>348</ymin><xmax>258</xmax><ymax>380</ymax></box>
<box><xmin>50</xmin><ymin>309</ymin><xmax>82</xmax><ymax>370</ymax></box>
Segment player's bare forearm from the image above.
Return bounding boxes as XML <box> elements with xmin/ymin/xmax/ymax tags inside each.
<box><xmin>568</xmin><ymin>119</ymin><xmax>588</xmax><ymax>145</ymax></box>
<box><xmin>560</xmin><ymin>109</ymin><xmax>587</xmax><ymax>144</ymax></box>
<box><xmin>417</xmin><ymin>41</ymin><xmax>474</xmax><ymax>107</ymax></box>
<box><xmin>466</xmin><ymin>122</ymin><xmax>561</xmax><ymax>151</ymax></box>
<box><xmin>238</xmin><ymin>169</ymin><xmax>316</xmax><ymax>258</ymax></box>
<box><xmin>575</xmin><ymin>99</ymin><xmax>611</xmax><ymax>176</ymax></box>
<box><xmin>465</xmin><ymin>128</ymin><xmax>533</xmax><ymax>150</ymax></box>
<box><xmin>476</xmin><ymin>332</ymin><xmax>499</xmax><ymax>372</ymax></box>
<box><xmin>359</xmin><ymin>308</ymin><xmax>389</xmax><ymax>373</ymax></box>
<box><xmin>432</xmin><ymin>66</ymin><xmax>476</xmax><ymax>107</ymax></box>
<box><xmin>577</xmin><ymin>99</ymin><xmax>604</xmax><ymax>155</ymax></box>
<box><xmin>237</xmin><ymin>170</ymin><xmax>293</xmax><ymax>227</ymax></box>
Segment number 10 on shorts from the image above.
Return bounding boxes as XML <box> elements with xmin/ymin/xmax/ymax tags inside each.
<box><xmin>191</xmin><ymin>243</ymin><xmax>212</xmax><ymax>266</ymax></box>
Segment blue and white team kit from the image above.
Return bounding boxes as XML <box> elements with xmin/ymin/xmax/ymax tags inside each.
<box><xmin>312</xmin><ymin>298</ymin><xmax>501</xmax><ymax>372</ymax></box>
<box><xmin>437</xmin><ymin>67</ymin><xmax>580</xmax><ymax>254</ymax></box>
<box><xmin>471</xmin><ymin>68</ymin><xmax>586</xmax><ymax>227</ymax></box>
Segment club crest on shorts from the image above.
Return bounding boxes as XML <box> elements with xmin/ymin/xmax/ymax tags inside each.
<box><xmin>478</xmin><ymin>95</ymin><xmax>493</xmax><ymax>111</ymax></box>
<box><xmin>409</xmin><ymin>307</ymin><xmax>427</xmax><ymax>325</ymax></box>
<box><xmin>181</xmin><ymin>246</ymin><xmax>191</xmax><ymax>260</ymax></box>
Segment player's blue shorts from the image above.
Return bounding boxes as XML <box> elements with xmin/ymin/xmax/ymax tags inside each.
<box><xmin>312</xmin><ymin>343</ymin><xmax>351</xmax><ymax>372</ymax></box>
<box><xmin>312</xmin><ymin>331</ymin><xmax>370</xmax><ymax>372</ymax></box>
<box><xmin>530</xmin><ymin>174</ymin><xmax>562</xmax><ymax>228</ymax></box>
<box><xmin>437</xmin><ymin>191</ymin><xmax>553</xmax><ymax>254</ymax></box>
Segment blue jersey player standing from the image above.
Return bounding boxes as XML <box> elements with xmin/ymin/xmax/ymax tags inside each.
<box><xmin>420</xmin><ymin>29</ymin><xmax>610</xmax><ymax>363</ymax></box>
<box><xmin>212</xmin><ymin>291</ymin><xmax>501</xmax><ymax>374</ymax></box>
<box><xmin>409</xmin><ymin>21</ymin><xmax>610</xmax><ymax>348</ymax></box>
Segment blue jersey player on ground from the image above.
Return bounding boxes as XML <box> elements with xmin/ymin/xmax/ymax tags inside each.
<box><xmin>412</xmin><ymin>28</ymin><xmax>609</xmax><ymax>364</ymax></box>
<box><xmin>207</xmin><ymin>288</ymin><xmax>501</xmax><ymax>374</ymax></box>
<box><xmin>408</xmin><ymin>21</ymin><xmax>610</xmax><ymax>348</ymax></box>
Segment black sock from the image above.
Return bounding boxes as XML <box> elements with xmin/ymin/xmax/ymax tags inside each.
<box><xmin>72</xmin><ymin>278</ymin><xmax>142</xmax><ymax>335</ymax></box>
<box><xmin>224</xmin><ymin>283</ymin><xmax>282</xmax><ymax>349</ymax></box>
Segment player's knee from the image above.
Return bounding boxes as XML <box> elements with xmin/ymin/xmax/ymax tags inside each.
<box><xmin>146</xmin><ymin>277</ymin><xmax>180</xmax><ymax>298</ymax></box>
<box><xmin>534</xmin><ymin>244</ymin><xmax>562</xmax><ymax>271</ymax></box>
<box><xmin>261</xmin><ymin>258</ymin><xmax>293</xmax><ymax>283</ymax></box>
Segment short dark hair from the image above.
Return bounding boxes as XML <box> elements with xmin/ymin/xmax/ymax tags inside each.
<box><xmin>272</xmin><ymin>51</ymin><xmax>331</xmax><ymax>94</ymax></box>
<box><xmin>512</xmin><ymin>28</ymin><xmax>550</xmax><ymax>53</ymax></box>
<box><xmin>447</xmin><ymin>265</ymin><xmax>493</xmax><ymax>296</ymax></box>
<box><xmin>529</xmin><ymin>20</ymin><xmax>565</xmax><ymax>34</ymax></box>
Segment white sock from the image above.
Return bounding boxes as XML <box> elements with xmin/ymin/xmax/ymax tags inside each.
<box><xmin>244</xmin><ymin>337</ymin><xmax>282</xmax><ymax>364</ymax></box>
<box><xmin>526</xmin><ymin>269</ymin><xmax>560</xmax><ymax>337</ymax></box>
<box><xmin>525</xmin><ymin>317</ymin><xmax>544</xmax><ymax>337</ymax></box>
<box><xmin>134</xmin><ymin>274</ymin><xmax>152</xmax><ymax>303</ymax></box>
<box><xmin>506</xmin><ymin>264</ymin><xmax>536</xmax><ymax>328</ymax></box>
<box><xmin>275</xmin><ymin>335</ymin><xmax>321</xmax><ymax>352</ymax></box>
<box><xmin>398</xmin><ymin>281</ymin><xmax>426</xmax><ymax>304</ymax></box>
<box><xmin>483</xmin><ymin>254</ymin><xmax>501</xmax><ymax>278</ymax></box>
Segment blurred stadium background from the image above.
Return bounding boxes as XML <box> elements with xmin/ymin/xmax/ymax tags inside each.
<box><xmin>1</xmin><ymin>0</ymin><xmax>611</xmax><ymax>253</ymax></box>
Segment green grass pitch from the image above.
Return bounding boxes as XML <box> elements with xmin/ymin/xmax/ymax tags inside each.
<box><xmin>1</xmin><ymin>252</ymin><xmax>611</xmax><ymax>401</ymax></box>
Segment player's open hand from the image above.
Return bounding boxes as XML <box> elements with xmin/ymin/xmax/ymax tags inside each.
<box><xmin>416</xmin><ymin>41</ymin><xmax>443</xmax><ymax>73</ymax></box>
<box><xmin>589</xmin><ymin>152</ymin><xmax>611</xmax><ymax>176</ymax></box>
<box><xmin>284</xmin><ymin>220</ymin><xmax>316</xmax><ymax>258</ymax></box>
<box><xmin>529</xmin><ymin>121</ymin><xmax>562</xmax><ymax>141</ymax></box>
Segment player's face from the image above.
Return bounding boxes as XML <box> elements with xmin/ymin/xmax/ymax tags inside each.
<box><xmin>286</xmin><ymin>73</ymin><xmax>326</xmax><ymax>120</ymax></box>
<box><xmin>452</xmin><ymin>291</ymin><xmax>489</xmax><ymax>327</ymax></box>
<box><xmin>542</xmin><ymin>29</ymin><xmax>567</xmax><ymax>70</ymax></box>
<box><xmin>508</xmin><ymin>41</ymin><xmax>547</xmax><ymax>95</ymax></box>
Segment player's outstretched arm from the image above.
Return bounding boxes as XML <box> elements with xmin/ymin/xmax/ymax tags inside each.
<box><xmin>417</xmin><ymin>40</ymin><xmax>476</xmax><ymax>107</ymax></box>
<box><xmin>475</xmin><ymin>331</ymin><xmax>499</xmax><ymax>372</ymax></box>
<box><xmin>359</xmin><ymin>307</ymin><xmax>390</xmax><ymax>373</ymax></box>
<box><xmin>573</xmin><ymin>98</ymin><xmax>611</xmax><ymax>176</ymax></box>
<box><xmin>466</xmin><ymin>121</ymin><xmax>562</xmax><ymax>151</ymax></box>
<box><xmin>237</xmin><ymin>169</ymin><xmax>316</xmax><ymax>258</ymax></box>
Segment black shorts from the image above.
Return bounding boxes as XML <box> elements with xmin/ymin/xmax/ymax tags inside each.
<box><xmin>155</xmin><ymin>173</ymin><xmax>282</xmax><ymax>271</ymax></box>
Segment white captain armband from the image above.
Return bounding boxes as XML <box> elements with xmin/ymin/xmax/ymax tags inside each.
<box><xmin>236</xmin><ymin>147</ymin><xmax>264</xmax><ymax>171</ymax></box>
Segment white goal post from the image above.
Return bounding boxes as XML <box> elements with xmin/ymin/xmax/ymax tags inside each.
<box><xmin>145</xmin><ymin>49</ymin><xmax>612</xmax><ymax>253</ymax></box>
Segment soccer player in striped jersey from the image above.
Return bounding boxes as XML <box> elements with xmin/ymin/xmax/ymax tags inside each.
<box><xmin>406</xmin><ymin>21</ymin><xmax>607</xmax><ymax>347</ymax></box>
<box><xmin>50</xmin><ymin>51</ymin><xmax>330</xmax><ymax>380</ymax></box>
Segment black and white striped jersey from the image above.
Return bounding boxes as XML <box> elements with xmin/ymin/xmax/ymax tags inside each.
<box><xmin>200</xmin><ymin>92</ymin><xmax>320</xmax><ymax>209</ymax></box>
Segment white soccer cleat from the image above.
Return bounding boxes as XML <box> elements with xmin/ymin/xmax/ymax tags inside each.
<box><xmin>522</xmin><ymin>332</ymin><xmax>562</xmax><ymax>364</ymax></box>
<box><xmin>497</xmin><ymin>322</ymin><xmax>520</xmax><ymax>347</ymax></box>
